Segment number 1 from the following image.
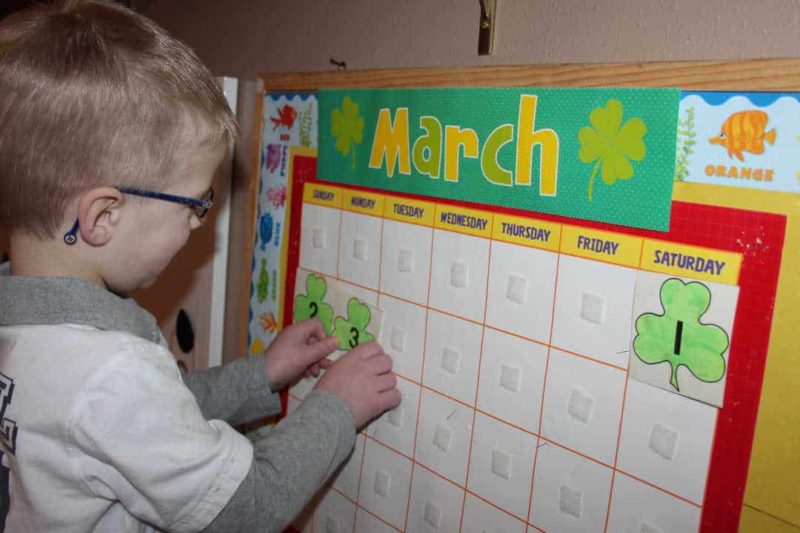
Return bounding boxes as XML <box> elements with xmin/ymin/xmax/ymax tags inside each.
<box><xmin>674</xmin><ymin>320</ymin><xmax>684</xmax><ymax>355</ymax></box>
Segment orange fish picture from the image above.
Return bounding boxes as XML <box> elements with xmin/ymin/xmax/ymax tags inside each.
<box><xmin>709</xmin><ymin>110</ymin><xmax>776</xmax><ymax>162</ymax></box>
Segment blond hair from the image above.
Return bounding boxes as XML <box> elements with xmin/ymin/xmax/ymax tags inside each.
<box><xmin>0</xmin><ymin>0</ymin><xmax>237</xmax><ymax>237</ymax></box>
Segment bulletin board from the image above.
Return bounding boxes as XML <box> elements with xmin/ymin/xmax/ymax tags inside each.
<box><xmin>244</xmin><ymin>59</ymin><xmax>800</xmax><ymax>533</ymax></box>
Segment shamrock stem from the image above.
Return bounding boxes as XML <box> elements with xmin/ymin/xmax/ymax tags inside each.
<box><xmin>670</xmin><ymin>365</ymin><xmax>680</xmax><ymax>391</ymax></box>
<box><xmin>588</xmin><ymin>160</ymin><xmax>601</xmax><ymax>202</ymax></box>
<box><xmin>351</xmin><ymin>146</ymin><xmax>356</xmax><ymax>169</ymax></box>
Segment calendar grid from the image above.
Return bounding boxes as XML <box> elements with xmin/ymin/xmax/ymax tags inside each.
<box><xmin>284</xmin><ymin>178</ymin><xmax>784</xmax><ymax>533</ymax></box>
<box><xmin>300</xmin><ymin>427</ymin><xmax>703</xmax><ymax>533</ymax></box>
<box><xmin>281</xmin><ymin>155</ymin><xmax>785</xmax><ymax>532</ymax></box>
<box><xmin>291</xmin><ymin>193</ymin><xmax>717</xmax><ymax>532</ymax></box>
<box><xmin>293</xmin><ymin>214</ymin><xmax>707</xmax><ymax>531</ymax></box>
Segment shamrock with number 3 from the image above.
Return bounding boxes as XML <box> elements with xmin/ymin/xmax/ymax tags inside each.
<box><xmin>333</xmin><ymin>298</ymin><xmax>375</xmax><ymax>350</ymax></box>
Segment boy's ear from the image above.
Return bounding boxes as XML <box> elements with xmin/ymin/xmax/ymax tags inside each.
<box><xmin>77</xmin><ymin>187</ymin><xmax>125</xmax><ymax>247</ymax></box>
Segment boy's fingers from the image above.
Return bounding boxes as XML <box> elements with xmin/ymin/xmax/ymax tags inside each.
<box><xmin>353</xmin><ymin>341</ymin><xmax>383</xmax><ymax>360</ymax></box>
<box><xmin>295</xmin><ymin>318</ymin><xmax>326</xmax><ymax>342</ymax></box>
<box><xmin>306</xmin><ymin>336</ymin><xmax>339</xmax><ymax>361</ymax></box>
<box><xmin>319</xmin><ymin>358</ymin><xmax>333</xmax><ymax>369</ymax></box>
<box><xmin>370</xmin><ymin>353</ymin><xmax>394</xmax><ymax>375</ymax></box>
<box><xmin>377</xmin><ymin>372</ymin><xmax>397</xmax><ymax>392</ymax></box>
<box><xmin>378</xmin><ymin>388</ymin><xmax>402</xmax><ymax>411</ymax></box>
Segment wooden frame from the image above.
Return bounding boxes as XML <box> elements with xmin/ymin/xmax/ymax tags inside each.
<box><xmin>257</xmin><ymin>58</ymin><xmax>800</xmax><ymax>91</ymax></box>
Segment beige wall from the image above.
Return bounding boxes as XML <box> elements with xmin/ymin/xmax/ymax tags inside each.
<box><xmin>133</xmin><ymin>0</ymin><xmax>800</xmax><ymax>78</ymax></box>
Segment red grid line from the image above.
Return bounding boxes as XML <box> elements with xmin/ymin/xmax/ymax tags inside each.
<box><xmin>357</xmin><ymin>504</ymin><xmax>404</xmax><ymax>532</ymax></box>
<box><xmin>603</xmin><ymin>373</ymin><xmax>631</xmax><ymax>533</ymax></box>
<box><xmin>467</xmin><ymin>485</ymin><xmax>529</xmax><ymax>525</ymax></box>
<box><xmin>527</xmin><ymin>225</ymin><xmax>563</xmax><ymax>526</ymax></box>
<box><xmin>614</xmin><ymin>469</ymin><xmax>704</xmax><ymax>509</ymax></box>
<box><xmin>365</xmin><ymin>433</ymin><xmax>414</xmax><ymax>463</ymax></box>
<box><xmin>456</xmin><ymin>238</ymin><xmax>493</xmax><ymax>531</ymax></box>
<box><xmin>400</xmin><ymin>212</ymin><xmax>437</xmax><ymax>530</ymax></box>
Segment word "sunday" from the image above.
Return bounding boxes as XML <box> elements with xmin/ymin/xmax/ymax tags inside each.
<box><xmin>368</xmin><ymin>95</ymin><xmax>560</xmax><ymax>197</ymax></box>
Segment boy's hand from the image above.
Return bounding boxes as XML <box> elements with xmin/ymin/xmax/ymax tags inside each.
<box><xmin>314</xmin><ymin>341</ymin><xmax>401</xmax><ymax>429</ymax></box>
<box><xmin>265</xmin><ymin>319</ymin><xmax>339</xmax><ymax>391</ymax></box>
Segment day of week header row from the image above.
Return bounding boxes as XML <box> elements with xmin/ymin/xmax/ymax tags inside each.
<box><xmin>303</xmin><ymin>183</ymin><xmax>741</xmax><ymax>284</ymax></box>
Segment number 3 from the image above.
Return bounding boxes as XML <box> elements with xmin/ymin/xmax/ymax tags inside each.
<box><xmin>348</xmin><ymin>327</ymin><xmax>359</xmax><ymax>348</ymax></box>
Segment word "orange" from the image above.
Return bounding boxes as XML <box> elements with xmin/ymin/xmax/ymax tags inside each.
<box><xmin>704</xmin><ymin>164</ymin><xmax>774</xmax><ymax>182</ymax></box>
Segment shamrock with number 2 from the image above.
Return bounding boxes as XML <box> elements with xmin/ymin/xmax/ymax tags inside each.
<box><xmin>293</xmin><ymin>273</ymin><xmax>334</xmax><ymax>335</ymax></box>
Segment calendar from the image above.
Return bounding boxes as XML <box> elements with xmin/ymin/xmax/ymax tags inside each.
<box><xmin>281</xmin><ymin>152</ymin><xmax>784</xmax><ymax>533</ymax></box>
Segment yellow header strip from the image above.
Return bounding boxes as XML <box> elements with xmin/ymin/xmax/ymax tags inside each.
<box><xmin>640</xmin><ymin>239</ymin><xmax>742</xmax><ymax>285</ymax></box>
<box><xmin>301</xmin><ymin>184</ymin><xmax>742</xmax><ymax>285</ymax></box>
<box><xmin>303</xmin><ymin>183</ymin><xmax>342</xmax><ymax>209</ymax></box>
<box><xmin>434</xmin><ymin>204</ymin><xmax>493</xmax><ymax>238</ymax></box>
<box><xmin>342</xmin><ymin>189</ymin><xmax>384</xmax><ymax>217</ymax></box>
<box><xmin>493</xmin><ymin>214</ymin><xmax>561</xmax><ymax>252</ymax></box>
<box><xmin>561</xmin><ymin>225</ymin><xmax>642</xmax><ymax>268</ymax></box>
<box><xmin>383</xmin><ymin>195</ymin><xmax>435</xmax><ymax>227</ymax></box>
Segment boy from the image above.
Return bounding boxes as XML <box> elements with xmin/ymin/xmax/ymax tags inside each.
<box><xmin>0</xmin><ymin>1</ymin><xmax>401</xmax><ymax>531</ymax></box>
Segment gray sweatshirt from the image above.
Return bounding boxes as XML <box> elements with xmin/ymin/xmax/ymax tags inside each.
<box><xmin>0</xmin><ymin>271</ymin><xmax>355</xmax><ymax>532</ymax></box>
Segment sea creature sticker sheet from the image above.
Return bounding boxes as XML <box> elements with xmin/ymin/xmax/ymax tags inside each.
<box><xmin>676</xmin><ymin>92</ymin><xmax>800</xmax><ymax>192</ymax></box>
<box><xmin>248</xmin><ymin>93</ymin><xmax>318</xmax><ymax>355</ymax></box>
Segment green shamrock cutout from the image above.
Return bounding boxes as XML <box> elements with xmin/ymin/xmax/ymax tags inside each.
<box><xmin>331</xmin><ymin>96</ymin><xmax>364</xmax><ymax>168</ymax></box>
<box><xmin>634</xmin><ymin>278</ymin><xmax>728</xmax><ymax>392</ymax></box>
<box><xmin>293</xmin><ymin>273</ymin><xmax>334</xmax><ymax>335</ymax></box>
<box><xmin>578</xmin><ymin>99</ymin><xmax>647</xmax><ymax>201</ymax></box>
<box><xmin>333</xmin><ymin>298</ymin><xmax>374</xmax><ymax>350</ymax></box>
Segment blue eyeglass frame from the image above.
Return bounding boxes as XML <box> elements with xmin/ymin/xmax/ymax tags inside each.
<box><xmin>63</xmin><ymin>186</ymin><xmax>214</xmax><ymax>245</ymax></box>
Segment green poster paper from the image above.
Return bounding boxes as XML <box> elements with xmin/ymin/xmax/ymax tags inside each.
<box><xmin>318</xmin><ymin>88</ymin><xmax>679</xmax><ymax>231</ymax></box>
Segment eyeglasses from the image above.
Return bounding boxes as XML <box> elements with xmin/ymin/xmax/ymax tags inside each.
<box><xmin>63</xmin><ymin>186</ymin><xmax>215</xmax><ymax>245</ymax></box>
